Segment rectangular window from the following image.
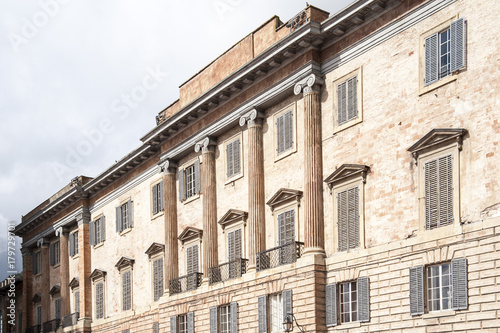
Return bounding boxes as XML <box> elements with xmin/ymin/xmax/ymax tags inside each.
<box><xmin>185</xmin><ymin>165</ymin><xmax>196</xmax><ymax>199</ymax></box>
<box><xmin>50</xmin><ymin>241</ymin><xmax>60</xmax><ymax>266</ymax></box>
<box><xmin>152</xmin><ymin>181</ymin><xmax>164</xmax><ymax>215</ymax></box>
<box><xmin>33</xmin><ymin>251</ymin><xmax>41</xmax><ymax>274</ymax></box>
<box><xmin>55</xmin><ymin>298</ymin><xmax>61</xmax><ymax>320</ymax></box>
<box><xmin>337</xmin><ymin>75</ymin><xmax>358</xmax><ymax>126</ymax></box>
<box><xmin>179</xmin><ymin>160</ymin><xmax>201</xmax><ymax>202</ymax></box>
<box><xmin>90</xmin><ymin>217</ymin><xmax>106</xmax><ymax>246</ymax></box>
<box><xmin>179</xmin><ymin>314</ymin><xmax>188</xmax><ymax>333</ymax></box>
<box><xmin>424</xmin><ymin>154</ymin><xmax>453</xmax><ymax>229</ymax></box>
<box><xmin>121</xmin><ymin>203</ymin><xmax>130</xmax><ymax>230</ymax></box>
<box><xmin>325</xmin><ymin>278</ymin><xmax>369</xmax><ymax>327</ymax></box>
<box><xmin>227</xmin><ymin>229</ymin><xmax>242</xmax><ymax>262</ymax></box>
<box><xmin>153</xmin><ymin>258</ymin><xmax>164</xmax><ymax>302</ymax></box>
<box><xmin>220</xmin><ymin>305</ymin><xmax>231</xmax><ymax>333</ymax></box>
<box><xmin>269</xmin><ymin>294</ymin><xmax>283</xmax><ymax>333</ymax></box>
<box><xmin>186</xmin><ymin>245</ymin><xmax>199</xmax><ymax>275</ymax></box>
<box><xmin>278</xmin><ymin>210</ymin><xmax>295</xmax><ymax>246</ymax></box>
<box><xmin>36</xmin><ymin>305</ymin><xmax>42</xmax><ymax>325</ymax></box>
<box><xmin>337</xmin><ymin>186</ymin><xmax>360</xmax><ymax>251</ymax></box>
<box><xmin>226</xmin><ymin>138</ymin><xmax>241</xmax><ymax>179</ymax></box>
<box><xmin>122</xmin><ymin>270</ymin><xmax>132</xmax><ymax>311</ymax></box>
<box><xmin>116</xmin><ymin>200</ymin><xmax>132</xmax><ymax>233</ymax></box>
<box><xmin>71</xmin><ymin>231</ymin><xmax>79</xmax><ymax>256</ymax></box>
<box><xmin>95</xmin><ymin>282</ymin><xmax>104</xmax><ymax>319</ymax></box>
<box><xmin>74</xmin><ymin>291</ymin><xmax>80</xmax><ymax>314</ymax></box>
<box><xmin>276</xmin><ymin>110</ymin><xmax>293</xmax><ymax>155</ymax></box>
<box><xmin>427</xmin><ymin>263</ymin><xmax>452</xmax><ymax>311</ymax></box>
<box><xmin>340</xmin><ymin>281</ymin><xmax>357</xmax><ymax>323</ymax></box>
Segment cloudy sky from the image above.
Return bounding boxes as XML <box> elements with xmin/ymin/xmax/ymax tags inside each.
<box><xmin>0</xmin><ymin>0</ymin><xmax>353</xmax><ymax>280</ymax></box>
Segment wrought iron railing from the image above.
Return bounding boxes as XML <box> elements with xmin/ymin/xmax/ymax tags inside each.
<box><xmin>209</xmin><ymin>258</ymin><xmax>249</xmax><ymax>284</ymax></box>
<box><xmin>25</xmin><ymin>325</ymin><xmax>41</xmax><ymax>333</ymax></box>
<box><xmin>256</xmin><ymin>241</ymin><xmax>304</xmax><ymax>272</ymax></box>
<box><xmin>42</xmin><ymin>319</ymin><xmax>61</xmax><ymax>332</ymax></box>
<box><xmin>169</xmin><ymin>272</ymin><xmax>203</xmax><ymax>295</ymax></box>
<box><xmin>62</xmin><ymin>312</ymin><xmax>79</xmax><ymax>328</ymax></box>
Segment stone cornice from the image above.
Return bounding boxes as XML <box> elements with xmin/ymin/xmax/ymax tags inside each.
<box><xmin>218</xmin><ymin>209</ymin><xmax>248</xmax><ymax>230</ymax></box>
<box><xmin>115</xmin><ymin>257</ymin><xmax>135</xmax><ymax>271</ymax></box>
<box><xmin>89</xmin><ymin>269</ymin><xmax>107</xmax><ymax>281</ymax></box>
<box><xmin>68</xmin><ymin>278</ymin><xmax>79</xmax><ymax>289</ymax></box>
<box><xmin>178</xmin><ymin>227</ymin><xmax>203</xmax><ymax>244</ymax></box>
<box><xmin>49</xmin><ymin>285</ymin><xmax>61</xmax><ymax>296</ymax></box>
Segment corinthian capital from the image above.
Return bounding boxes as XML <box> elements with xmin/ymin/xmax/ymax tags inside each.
<box><xmin>294</xmin><ymin>73</ymin><xmax>324</xmax><ymax>95</ymax></box>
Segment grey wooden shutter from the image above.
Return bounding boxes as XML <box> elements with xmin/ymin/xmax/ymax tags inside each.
<box><xmin>122</xmin><ymin>270</ymin><xmax>131</xmax><ymax>310</ymax></box>
<box><xmin>89</xmin><ymin>221</ymin><xmax>95</xmax><ymax>246</ymax></box>
<box><xmin>228</xmin><ymin>229</ymin><xmax>242</xmax><ymax>262</ymax></box>
<box><xmin>160</xmin><ymin>180</ymin><xmax>165</xmax><ymax>211</ymax></box>
<box><xmin>258</xmin><ymin>296</ymin><xmax>267</xmax><ymax>333</ymax></box>
<box><xmin>210</xmin><ymin>306</ymin><xmax>218</xmax><ymax>333</ymax></box>
<box><xmin>233</xmin><ymin>139</ymin><xmax>241</xmax><ymax>175</ymax></box>
<box><xmin>409</xmin><ymin>266</ymin><xmax>424</xmax><ymax>315</ymax></box>
<box><xmin>55</xmin><ymin>298</ymin><xmax>61</xmax><ymax>319</ymax></box>
<box><xmin>337</xmin><ymin>81</ymin><xmax>347</xmax><ymax>125</ymax></box>
<box><xmin>101</xmin><ymin>216</ymin><xmax>106</xmax><ymax>242</ymax></box>
<box><xmin>439</xmin><ymin>155</ymin><xmax>453</xmax><ymax>227</ymax></box>
<box><xmin>50</xmin><ymin>243</ymin><xmax>54</xmax><ymax>266</ymax></box>
<box><xmin>178</xmin><ymin>168</ymin><xmax>185</xmax><ymax>201</ymax></box>
<box><xmin>127</xmin><ymin>199</ymin><xmax>133</xmax><ymax>228</ymax></box>
<box><xmin>357</xmin><ymin>277</ymin><xmax>370</xmax><ymax>322</ymax></box>
<box><xmin>276</xmin><ymin>114</ymin><xmax>284</xmax><ymax>154</ymax></box>
<box><xmin>227</xmin><ymin>141</ymin><xmax>234</xmax><ymax>178</ymax></box>
<box><xmin>451</xmin><ymin>258</ymin><xmax>468</xmax><ymax>310</ymax></box>
<box><xmin>153</xmin><ymin>322</ymin><xmax>159</xmax><ymax>333</ymax></box>
<box><xmin>230</xmin><ymin>302</ymin><xmax>238</xmax><ymax>333</ymax></box>
<box><xmin>284</xmin><ymin>111</ymin><xmax>293</xmax><ymax>151</ymax></box>
<box><xmin>32</xmin><ymin>253</ymin><xmax>36</xmax><ymax>273</ymax></box>
<box><xmin>348</xmin><ymin>187</ymin><xmax>360</xmax><ymax>249</ymax></box>
<box><xmin>282</xmin><ymin>289</ymin><xmax>293</xmax><ymax>319</ymax></box>
<box><xmin>325</xmin><ymin>283</ymin><xmax>337</xmax><ymax>327</ymax></box>
<box><xmin>75</xmin><ymin>291</ymin><xmax>80</xmax><ymax>313</ymax></box>
<box><xmin>194</xmin><ymin>159</ymin><xmax>201</xmax><ymax>195</ymax></box>
<box><xmin>153</xmin><ymin>183</ymin><xmax>158</xmax><ymax>215</ymax></box>
<box><xmin>450</xmin><ymin>18</ymin><xmax>466</xmax><ymax>72</ymax></box>
<box><xmin>424</xmin><ymin>33</ymin><xmax>439</xmax><ymax>86</ymax></box>
<box><xmin>188</xmin><ymin>311</ymin><xmax>194</xmax><ymax>333</ymax></box>
<box><xmin>116</xmin><ymin>206</ymin><xmax>122</xmax><ymax>232</ymax></box>
<box><xmin>337</xmin><ymin>190</ymin><xmax>348</xmax><ymax>251</ymax></box>
<box><xmin>69</xmin><ymin>234</ymin><xmax>74</xmax><ymax>256</ymax></box>
<box><xmin>170</xmin><ymin>316</ymin><xmax>177</xmax><ymax>333</ymax></box>
<box><xmin>347</xmin><ymin>76</ymin><xmax>357</xmax><ymax>121</ymax></box>
<box><xmin>425</xmin><ymin>155</ymin><xmax>453</xmax><ymax>230</ymax></box>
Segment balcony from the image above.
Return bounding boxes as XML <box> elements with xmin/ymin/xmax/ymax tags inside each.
<box><xmin>256</xmin><ymin>241</ymin><xmax>304</xmax><ymax>272</ymax></box>
<box><xmin>42</xmin><ymin>319</ymin><xmax>61</xmax><ymax>332</ymax></box>
<box><xmin>62</xmin><ymin>312</ymin><xmax>79</xmax><ymax>328</ymax></box>
<box><xmin>169</xmin><ymin>272</ymin><xmax>203</xmax><ymax>295</ymax></box>
<box><xmin>209</xmin><ymin>258</ymin><xmax>249</xmax><ymax>285</ymax></box>
<box><xmin>25</xmin><ymin>325</ymin><xmax>41</xmax><ymax>333</ymax></box>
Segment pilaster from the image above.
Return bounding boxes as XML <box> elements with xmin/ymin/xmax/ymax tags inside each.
<box><xmin>37</xmin><ymin>238</ymin><xmax>50</xmax><ymax>323</ymax></box>
<box><xmin>76</xmin><ymin>208</ymin><xmax>92</xmax><ymax>325</ymax></box>
<box><xmin>21</xmin><ymin>247</ymin><xmax>33</xmax><ymax>330</ymax></box>
<box><xmin>56</xmin><ymin>227</ymin><xmax>70</xmax><ymax>317</ymax></box>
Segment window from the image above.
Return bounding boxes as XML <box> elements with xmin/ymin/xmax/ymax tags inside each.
<box><xmin>421</xmin><ymin>17</ymin><xmax>466</xmax><ymax>91</ymax></box>
<box><xmin>179</xmin><ymin>160</ymin><xmax>201</xmax><ymax>202</ymax></box>
<box><xmin>74</xmin><ymin>290</ymin><xmax>80</xmax><ymax>314</ymax></box>
<box><xmin>55</xmin><ymin>298</ymin><xmax>61</xmax><ymax>320</ymax></box>
<box><xmin>69</xmin><ymin>231</ymin><xmax>79</xmax><ymax>256</ymax></box>
<box><xmin>210</xmin><ymin>303</ymin><xmax>238</xmax><ymax>333</ymax></box>
<box><xmin>95</xmin><ymin>282</ymin><xmax>104</xmax><ymax>319</ymax></box>
<box><xmin>36</xmin><ymin>305</ymin><xmax>42</xmax><ymax>325</ymax></box>
<box><xmin>116</xmin><ymin>200</ymin><xmax>132</xmax><ymax>233</ymax></box>
<box><xmin>225</xmin><ymin>136</ymin><xmax>242</xmax><ymax>181</ymax></box>
<box><xmin>325</xmin><ymin>277</ymin><xmax>369</xmax><ymax>327</ymax></box>
<box><xmin>90</xmin><ymin>217</ymin><xmax>106</xmax><ymax>246</ymax></box>
<box><xmin>179</xmin><ymin>314</ymin><xmax>188</xmax><ymax>333</ymax></box>
<box><xmin>333</xmin><ymin>68</ymin><xmax>362</xmax><ymax>132</ymax></box>
<box><xmin>122</xmin><ymin>270</ymin><xmax>132</xmax><ymax>311</ymax></box>
<box><xmin>409</xmin><ymin>258</ymin><xmax>468</xmax><ymax>315</ymax></box>
<box><xmin>277</xmin><ymin>210</ymin><xmax>295</xmax><ymax>246</ymax></box>
<box><xmin>220</xmin><ymin>304</ymin><xmax>231</xmax><ymax>333</ymax></box>
<box><xmin>186</xmin><ymin>245</ymin><xmax>199</xmax><ymax>275</ymax></box>
<box><xmin>152</xmin><ymin>257</ymin><xmax>164</xmax><ymax>302</ymax></box>
<box><xmin>170</xmin><ymin>312</ymin><xmax>194</xmax><ymax>333</ymax></box>
<box><xmin>50</xmin><ymin>241</ymin><xmax>60</xmax><ymax>266</ymax></box>
<box><xmin>152</xmin><ymin>180</ymin><xmax>164</xmax><ymax>215</ymax></box>
<box><xmin>33</xmin><ymin>251</ymin><xmax>41</xmax><ymax>275</ymax></box>
<box><xmin>152</xmin><ymin>322</ymin><xmax>160</xmax><ymax>333</ymax></box>
<box><xmin>258</xmin><ymin>291</ymin><xmax>292</xmax><ymax>333</ymax></box>
<box><xmin>337</xmin><ymin>187</ymin><xmax>360</xmax><ymax>251</ymax></box>
<box><xmin>424</xmin><ymin>154</ymin><xmax>453</xmax><ymax>229</ymax></box>
<box><xmin>276</xmin><ymin>110</ymin><xmax>293</xmax><ymax>156</ymax></box>
<box><xmin>227</xmin><ymin>229</ymin><xmax>242</xmax><ymax>261</ymax></box>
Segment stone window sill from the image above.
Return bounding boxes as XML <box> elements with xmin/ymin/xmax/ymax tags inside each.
<box><xmin>422</xmin><ymin>310</ymin><xmax>456</xmax><ymax>318</ymax></box>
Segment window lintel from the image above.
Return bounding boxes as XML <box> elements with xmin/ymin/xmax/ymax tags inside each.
<box><xmin>324</xmin><ymin>164</ymin><xmax>370</xmax><ymax>190</ymax></box>
<box><xmin>267</xmin><ymin>188</ymin><xmax>303</xmax><ymax>212</ymax></box>
<box><xmin>145</xmin><ymin>242</ymin><xmax>165</xmax><ymax>257</ymax></box>
<box><xmin>408</xmin><ymin>128</ymin><xmax>467</xmax><ymax>163</ymax></box>
<box><xmin>178</xmin><ymin>227</ymin><xmax>203</xmax><ymax>245</ymax></box>
<box><xmin>115</xmin><ymin>257</ymin><xmax>135</xmax><ymax>271</ymax></box>
<box><xmin>218</xmin><ymin>209</ymin><xmax>248</xmax><ymax>230</ymax></box>
<box><xmin>89</xmin><ymin>269</ymin><xmax>107</xmax><ymax>281</ymax></box>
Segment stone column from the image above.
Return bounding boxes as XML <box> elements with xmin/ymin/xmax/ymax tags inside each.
<box><xmin>76</xmin><ymin>209</ymin><xmax>92</xmax><ymax>328</ymax></box>
<box><xmin>294</xmin><ymin>74</ymin><xmax>326</xmax><ymax>255</ymax></box>
<box><xmin>38</xmin><ymin>238</ymin><xmax>50</xmax><ymax>323</ymax></box>
<box><xmin>195</xmin><ymin>137</ymin><xmax>218</xmax><ymax>282</ymax></box>
<box><xmin>240</xmin><ymin>109</ymin><xmax>266</xmax><ymax>271</ymax></box>
<box><xmin>21</xmin><ymin>247</ymin><xmax>33</xmax><ymax>330</ymax></box>
<box><xmin>56</xmin><ymin>227</ymin><xmax>70</xmax><ymax>317</ymax></box>
<box><xmin>159</xmin><ymin>159</ymin><xmax>178</xmax><ymax>294</ymax></box>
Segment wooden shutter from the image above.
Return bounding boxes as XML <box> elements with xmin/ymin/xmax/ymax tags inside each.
<box><xmin>187</xmin><ymin>311</ymin><xmax>194</xmax><ymax>333</ymax></box>
<box><xmin>100</xmin><ymin>217</ymin><xmax>106</xmax><ymax>242</ymax></box>
<box><xmin>187</xmin><ymin>245</ymin><xmax>199</xmax><ymax>275</ymax></box>
<box><xmin>153</xmin><ymin>183</ymin><xmax>159</xmax><ymax>215</ymax></box>
<box><xmin>325</xmin><ymin>283</ymin><xmax>337</xmax><ymax>327</ymax></box>
<box><xmin>116</xmin><ymin>206</ymin><xmax>122</xmax><ymax>232</ymax></box>
<box><xmin>75</xmin><ymin>291</ymin><xmax>80</xmax><ymax>313</ymax></box>
<box><xmin>451</xmin><ymin>258</ymin><xmax>468</xmax><ymax>310</ymax></box>
<box><xmin>424</xmin><ymin>33</ymin><xmax>439</xmax><ymax>86</ymax></box>
<box><xmin>282</xmin><ymin>289</ymin><xmax>292</xmax><ymax>320</ymax></box>
<box><xmin>276</xmin><ymin>114</ymin><xmax>284</xmax><ymax>154</ymax></box>
<box><xmin>55</xmin><ymin>298</ymin><xmax>61</xmax><ymax>319</ymax></box>
<box><xmin>230</xmin><ymin>302</ymin><xmax>238</xmax><ymax>333</ymax></box>
<box><xmin>89</xmin><ymin>221</ymin><xmax>95</xmax><ymax>246</ymax></box>
<box><xmin>96</xmin><ymin>282</ymin><xmax>104</xmax><ymax>319</ymax></box>
<box><xmin>228</xmin><ymin>229</ymin><xmax>242</xmax><ymax>262</ymax></box>
<box><xmin>209</xmin><ymin>306</ymin><xmax>218</xmax><ymax>333</ymax></box>
<box><xmin>337</xmin><ymin>190</ymin><xmax>348</xmax><ymax>251</ymax></box>
<box><xmin>153</xmin><ymin>258</ymin><xmax>163</xmax><ymax>302</ymax></box>
<box><xmin>194</xmin><ymin>159</ymin><xmax>201</xmax><ymax>194</ymax></box>
<box><xmin>284</xmin><ymin>111</ymin><xmax>293</xmax><ymax>151</ymax></box>
<box><xmin>357</xmin><ymin>277</ymin><xmax>370</xmax><ymax>322</ymax></box>
<box><xmin>69</xmin><ymin>234</ymin><xmax>74</xmax><ymax>256</ymax></box>
<box><xmin>152</xmin><ymin>322</ymin><xmax>159</xmax><ymax>333</ymax></box>
<box><xmin>337</xmin><ymin>81</ymin><xmax>347</xmax><ymax>125</ymax></box>
<box><xmin>170</xmin><ymin>316</ymin><xmax>177</xmax><ymax>333</ymax></box>
<box><xmin>178</xmin><ymin>168</ymin><xmax>185</xmax><ymax>201</ymax></box>
<box><xmin>227</xmin><ymin>140</ymin><xmax>234</xmax><ymax>178</ymax></box>
<box><xmin>160</xmin><ymin>180</ymin><xmax>165</xmax><ymax>211</ymax></box>
<box><xmin>50</xmin><ymin>243</ymin><xmax>55</xmax><ymax>266</ymax></box>
<box><xmin>347</xmin><ymin>76</ymin><xmax>357</xmax><ymax>121</ymax></box>
<box><xmin>233</xmin><ymin>139</ymin><xmax>241</xmax><ymax>176</ymax></box>
<box><xmin>258</xmin><ymin>296</ymin><xmax>267</xmax><ymax>333</ymax></box>
<box><xmin>450</xmin><ymin>18</ymin><xmax>466</xmax><ymax>72</ymax></box>
<box><xmin>122</xmin><ymin>271</ymin><xmax>131</xmax><ymax>311</ymax></box>
<box><xmin>126</xmin><ymin>199</ymin><xmax>133</xmax><ymax>228</ymax></box>
<box><xmin>425</xmin><ymin>155</ymin><xmax>453</xmax><ymax>229</ymax></box>
<box><xmin>409</xmin><ymin>266</ymin><xmax>424</xmax><ymax>315</ymax></box>
<box><xmin>347</xmin><ymin>187</ymin><xmax>360</xmax><ymax>249</ymax></box>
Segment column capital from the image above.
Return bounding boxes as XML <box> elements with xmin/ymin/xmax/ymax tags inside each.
<box><xmin>55</xmin><ymin>227</ymin><xmax>69</xmax><ymax>237</ymax></box>
<box><xmin>239</xmin><ymin>108</ymin><xmax>265</xmax><ymax>127</ymax></box>
<box><xmin>21</xmin><ymin>246</ymin><xmax>33</xmax><ymax>257</ymax></box>
<box><xmin>76</xmin><ymin>207</ymin><xmax>91</xmax><ymax>226</ymax></box>
<box><xmin>36</xmin><ymin>238</ymin><xmax>50</xmax><ymax>248</ymax></box>
<box><xmin>294</xmin><ymin>73</ymin><xmax>324</xmax><ymax>95</ymax></box>
<box><xmin>158</xmin><ymin>158</ymin><xmax>178</xmax><ymax>174</ymax></box>
<box><xmin>194</xmin><ymin>137</ymin><xmax>217</xmax><ymax>153</ymax></box>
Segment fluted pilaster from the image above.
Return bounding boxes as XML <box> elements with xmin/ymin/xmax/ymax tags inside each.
<box><xmin>56</xmin><ymin>227</ymin><xmax>70</xmax><ymax>317</ymax></box>
<box><xmin>21</xmin><ymin>247</ymin><xmax>33</xmax><ymax>330</ymax></box>
<box><xmin>76</xmin><ymin>210</ymin><xmax>92</xmax><ymax>322</ymax></box>
<box><xmin>38</xmin><ymin>238</ymin><xmax>50</xmax><ymax>322</ymax></box>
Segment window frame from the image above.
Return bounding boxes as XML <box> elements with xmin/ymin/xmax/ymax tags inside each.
<box><xmin>339</xmin><ymin>281</ymin><xmax>358</xmax><ymax>324</ymax></box>
<box><xmin>273</xmin><ymin>205</ymin><xmax>299</xmax><ymax>247</ymax></box>
<box><xmin>223</xmin><ymin>133</ymin><xmax>244</xmax><ymax>184</ymax></box>
<box><xmin>50</xmin><ymin>241</ymin><xmax>60</xmax><ymax>267</ymax></box>
<box><xmin>116</xmin><ymin>198</ymin><xmax>133</xmax><ymax>234</ymax></box>
<box><xmin>185</xmin><ymin>243</ymin><xmax>200</xmax><ymax>276</ymax></box>
<box><xmin>33</xmin><ymin>251</ymin><xmax>42</xmax><ymax>276</ymax></box>
<box><xmin>72</xmin><ymin>288</ymin><xmax>80</xmax><ymax>314</ymax></box>
<box><xmin>219</xmin><ymin>304</ymin><xmax>231</xmax><ymax>333</ymax></box>
<box><xmin>151</xmin><ymin>178</ymin><xmax>165</xmax><ymax>218</ymax></box>
<box><xmin>178</xmin><ymin>313</ymin><xmax>188</xmax><ymax>333</ymax></box>
<box><xmin>179</xmin><ymin>157</ymin><xmax>202</xmax><ymax>204</ymax></box>
<box><xmin>273</xmin><ymin>103</ymin><xmax>297</xmax><ymax>162</ymax></box>
<box><xmin>70</xmin><ymin>231</ymin><xmax>79</xmax><ymax>256</ymax></box>
<box><xmin>93</xmin><ymin>279</ymin><xmax>105</xmax><ymax>320</ymax></box>
<box><xmin>426</xmin><ymin>262</ymin><xmax>452</xmax><ymax>312</ymax></box>
<box><xmin>151</xmin><ymin>254</ymin><xmax>164</xmax><ymax>302</ymax></box>
<box><xmin>268</xmin><ymin>293</ymin><xmax>283</xmax><ymax>333</ymax></box>
<box><xmin>121</xmin><ymin>268</ymin><xmax>133</xmax><ymax>312</ymax></box>
<box><xmin>332</xmin><ymin>67</ymin><xmax>363</xmax><ymax>133</ymax></box>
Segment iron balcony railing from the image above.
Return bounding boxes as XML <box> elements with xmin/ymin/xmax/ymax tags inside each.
<box><xmin>25</xmin><ymin>325</ymin><xmax>41</xmax><ymax>333</ymax></box>
<box><xmin>169</xmin><ymin>272</ymin><xmax>203</xmax><ymax>295</ymax></box>
<box><xmin>256</xmin><ymin>241</ymin><xmax>304</xmax><ymax>272</ymax></box>
<box><xmin>62</xmin><ymin>312</ymin><xmax>79</xmax><ymax>328</ymax></box>
<box><xmin>42</xmin><ymin>319</ymin><xmax>61</xmax><ymax>332</ymax></box>
<box><xmin>209</xmin><ymin>258</ymin><xmax>249</xmax><ymax>285</ymax></box>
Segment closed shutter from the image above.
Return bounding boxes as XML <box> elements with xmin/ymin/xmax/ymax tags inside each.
<box><xmin>89</xmin><ymin>221</ymin><xmax>95</xmax><ymax>246</ymax></box>
<box><xmin>258</xmin><ymin>296</ymin><xmax>267</xmax><ymax>333</ymax></box>
<box><xmin>32</xmin><ymin>253</ymin><xmax>36</xmax><ymax>273</ymax></box>
<box><xmin>276</xmin><ymin>114</ymin><xmax>284</xmax><ymax>154</ymax></box>
<box><xmin>170</xmin><ymin>316</ymin><xmax>177</xmax><ymax>333</ymax></box>
<box><xmin>347</xmin><ymin>76</ymin><xmax>358</xmax><ymax>121</ymax></box>
<box><xmin>50</xmin><ymin>243</ymin><xmax>55</xmax><ymax>266</ymax></box>
<box><xmin>230</xmin><ymin>302</ymin><xmax>238</xmax><ymax>333</ymax></box>
<box><xmin>101</xmin><ymin>217</ymin><xmax>106</xmax><ymax>242</ymax></box>
<box><xmin>188</xmin><ymin>312</ymin><xmax>194</xmax><ymax>333</ymax></box>
<box><xmin>228</xmin><ymin>229</ymin><xmax>242</xmax><ymax>262</ymax></box>
<box><xmin>424</xmin><ymin>154</ymin><xmax>453</xmax><ymax>229</ymax></box>
<box><xmin>37</xmin><ymin>306</ymin><xmax>42</xmax><ymax>325</ymax></box>
<box><xmin>282</xmin><ymin>289</ymin><xmax>292</xmax><ymax>320</ymax></box>
<box><xmin>153</xmin><ymin>258</ymin><xmax>164</xmax><ymax>302</ymax></box>
<box><xmin>278</xmin><ymin>210</ymin><xmax>295</xmax><ymax>246</ymax></box>
<box><xmin>450</xmin><ymin>18</ymin><xmax>466</xmax><ymax>72</ymax></box>
<box><xmin>187</xmin><ymin>245</ymin><xmax>199</xmax><ymax>275</ymax></box>
<box><xmin>357</xmin><ymin>277</ymin><xmax>370</xmax><ymax>322</ymax></box>
<box><xmin>409</xmin><ymin>266</ymin><xmax>424</xmax><ymax>315</ymax></box>
<box><xmin>194</xmin><ymin>160</ymin><xmax>201</xmax><ymax>195</ymax></box>
<box><xmin>126</xmin><ymin>199</ymin><xmax>133</xmax><ymax>228</ymax></box>
<box><xmin>284</xmin><ymin>111</ymin><xmax>293</xmax><ymax>151</ymax></box>
<box><xmin>424</xmin><ymin>33</ymin><xmax>439</xmax><ymax>86</ymax></box>
<box><xmin>210</xmin><ymin>306</ymin><xmax>218</xmax><ymax>333</ymax></box>
<box><xmin>75</xmin><ymin>291</ymin><xmax>80</xmax><ymax>313</ymax></box>
<box><xmin>116</xmin><ymin>206</ymin><xmax>122</xmax><ymax>232</ymax></box>
<box><xmin>55</xmin><ymin>298</ymin><xmax>61</xmax><ymax>319</ymax></box>
<box><xmin>325</xmin><ymin>283</ymin><xmax>337</xmax><ymax>327</ymax></box>
<box><xmin>69</xmin><ymin>234</ymin><xmax>74</xmax><ymax>256</ymax></box>
<box><xmin>347</xmin><ymin>187</ymin><xmax>360</xmax><ymax>249</ymax></box>
<box><xmin>153</xmin><ymin>322</ymin><xmax>159</xmax><ymax>333</ymax></box>
<box><xmin>227</xmin><ymin>140</ymin><xmax>234</xmax><ymax>178</ymax></box>
<box><xmin>337</xmin><ymin>81</ymin><xmax>347</xmax><ymax>125</ymax></box>
<box><xmin>337</xmin><ymin>190</ymin><xmax>348</xmax><ymax>251</ymax></box>
<box><xmin>96</xmin><ymin>282</ymin><xmax>104</xmax><ymax>319</ymax></box>
<box><xmin>178</xmin><ymin>168</ymin><xmax>185</xmax><ymax>201</ymax></box>
<box><xmin>160</xmin><ymin>180</ymin><xmax>165</xmax><ymax>211</ymax></box>
<box><xmin>233</xmin><ymin>139</ymin><xmax>241</xmax><ymax>176</ymax></box>
<box><xmin>122</xmin><ymin>271</ymin><xmax>131</xmax><ymax>311</ymax></box>
<box><xmin>451</xmin><ymin>258</ymin><xmax>468</xmax><ymax>310</ymax></box>
<box><xmin>153</xmin><ymin>183</ymin><xmax>159</xmax><ymax>215</ymax></box>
